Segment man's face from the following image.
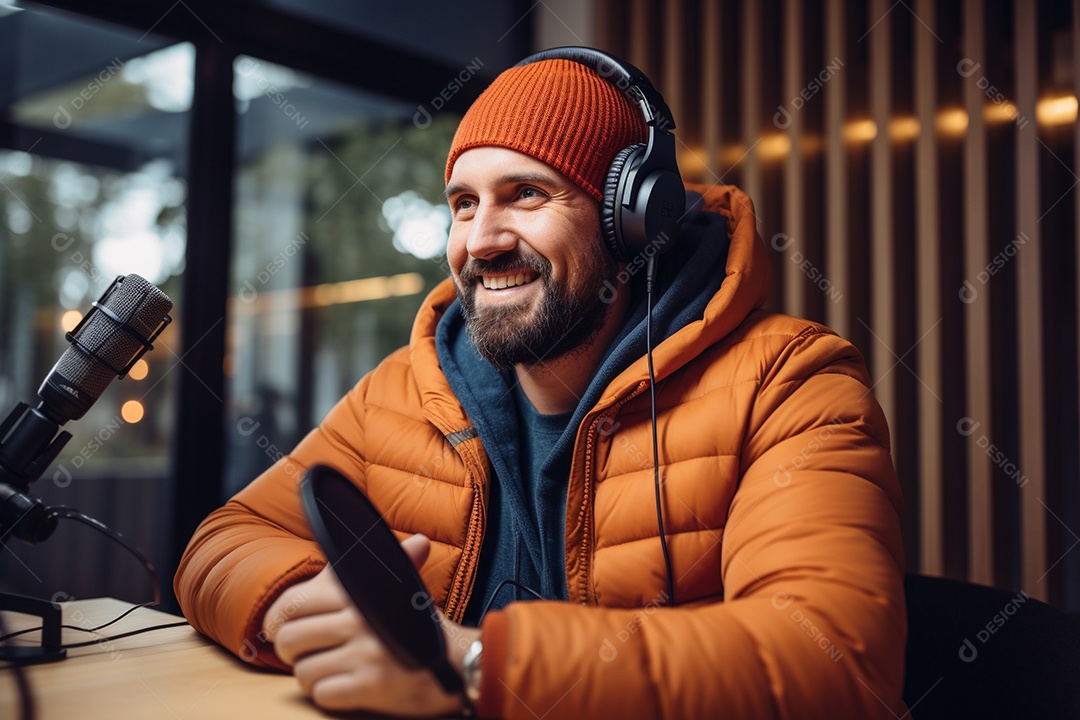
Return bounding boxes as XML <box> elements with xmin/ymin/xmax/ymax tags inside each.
<box><xmin>445</xmin><ymin>147</ymin><xmax>619</xmax><ymax>371</ymax></box>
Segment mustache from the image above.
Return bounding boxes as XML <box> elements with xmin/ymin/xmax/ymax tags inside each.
<box><xmin>458</xmin><ymin>249</ymin><xmax>551</xmax><ymax>286</ymax></box>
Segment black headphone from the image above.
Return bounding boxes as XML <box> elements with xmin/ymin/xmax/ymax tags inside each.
<box><xmin>515</xmin><ymin>47</ymin><xmax>685</xmax><ymax>264</ymax></box>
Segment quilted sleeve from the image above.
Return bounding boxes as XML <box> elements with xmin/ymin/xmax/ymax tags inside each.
<box><xmin>173</xmin><ymin>372</ymin><xmax>372</xmax><ymax>669</ymax></box>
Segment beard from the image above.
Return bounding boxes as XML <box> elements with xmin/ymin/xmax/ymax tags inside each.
<box><xmin>457</xmin><ymin>236</ymin><xmax>618</xmax><ymax>371</ymax></box>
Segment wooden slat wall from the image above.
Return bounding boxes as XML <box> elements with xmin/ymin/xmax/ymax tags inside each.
<box><xmin>740</xmin><ymin>1</ymin><xmax>763</xmax><ymax>215</ymax></box>
<box><xmin>869</xmin><ymin>0</ymin><xmax>898</xmax><ymax>494</ymax></box>
<box><xmin>962</xmin><ymin>0</ymin><xmax>993</xmax><ymax>586</ymax></box>
<box><xmin>824</xmin><ymin>0</ymin><xmax>851</xmax><ymax>342</ymax></box>
<box><xmin>701</xmin><ymin>0</ymin><xmax>723</xmax><ymax>180</ymax></box>
<box><xmin>781</xmin><ymin>0</ymin><xmax>804</xmax><ymax>319</ymax></box>
<box><xmin>916</xmin><ymin>0</ymin><xmax>944</xmax><ymax>578</ymax></box>
<box><xmin>596</xmin><ymin>0</ymin><xmax>1080</xmax><ymax>610</ymax></box>
<box><xmin>1014</xmin><ymin>0</ymin><xmax>1047</xmax><ymax>600</ymax></box>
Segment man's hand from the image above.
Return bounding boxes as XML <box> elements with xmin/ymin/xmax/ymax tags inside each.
<box><xmin>262</xmin><ymin>534</ymin><xmax>481</xmax><ymax>716</ymax></box>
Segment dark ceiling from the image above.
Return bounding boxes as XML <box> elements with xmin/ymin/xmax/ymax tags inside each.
<box><xmin>0</xmin><ymin>0</ymin><xmax>529</xmax><ymax>171</ymax></box>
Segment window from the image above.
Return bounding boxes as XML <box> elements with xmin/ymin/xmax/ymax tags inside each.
<box><xmin>0</xmin><ymin>0</ymin><xmax>520</xmax><ymax>609</ymax></box>
<box><xmin>225</xmin><ymin>56</ymin><xmax>459</xmax><ymax>495</ymax></box>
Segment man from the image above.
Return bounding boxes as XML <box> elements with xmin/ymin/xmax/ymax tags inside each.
<box><xmin>175</xmin><ymin>51</ymin><xmax>906</xmax><ymax>718</ymax></box>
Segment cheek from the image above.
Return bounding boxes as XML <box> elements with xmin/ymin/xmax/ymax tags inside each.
<box><xmin>446</xmin><ymin>227</ymin><xmax>469</xmax><ymax>277</ymax></box>
<box><xmin>555</xmin><ymin>221</ymin><xmax>606</xmax><ymax>282</ymax></box>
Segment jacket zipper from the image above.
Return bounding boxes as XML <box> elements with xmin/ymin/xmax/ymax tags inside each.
<box><xmin>577</xmin><ymin>380</ymin><xmax>650</xmax><ymax>604</ymax></box>
<box><xmin>442</xmin><ymin>439</ymin><xmax>487</xmax><ymax>623</ymax></box>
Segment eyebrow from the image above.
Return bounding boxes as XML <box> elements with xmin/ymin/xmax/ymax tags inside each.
<box><xmin>443</xmin><ymin>172</ymin><xmax>564</xmax><ymax>200</ymax></box>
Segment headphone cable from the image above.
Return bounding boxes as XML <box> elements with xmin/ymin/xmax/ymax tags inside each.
<box><xmin>646</xmin><ymin>256</ymin><xmax>675</xmax><ymax>608</ymax></box>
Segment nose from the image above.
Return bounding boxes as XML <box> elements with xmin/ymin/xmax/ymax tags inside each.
<box><xmin>465</xmin><ymin>202</ymin><xmax>518</xmax><ymax>260</ymax></box>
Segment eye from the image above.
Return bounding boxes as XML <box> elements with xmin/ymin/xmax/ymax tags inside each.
<box><xmin>518</xmin><ymin>187</ymin><xmax>545</xmax><ymax>202</ymax></box>
<box><xmin>451</xmin><ymin>196</ymin><xmax>476</xmax><ymax>217</ymax></box>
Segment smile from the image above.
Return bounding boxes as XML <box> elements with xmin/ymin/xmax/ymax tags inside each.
<box><xmin>480</xmin><ymin>272</ymin><xmax>538</xmax><ymax>290</ymax></box>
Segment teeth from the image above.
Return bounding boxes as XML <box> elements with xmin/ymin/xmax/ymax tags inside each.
<box><xmin>482</xmin><ymin>273</ymin><xmax>535</xmax><ymax>289</ymax></box>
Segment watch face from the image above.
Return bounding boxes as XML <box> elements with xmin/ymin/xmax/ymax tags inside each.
<box><xmin>463</xmin><ymin>639</ymin><xmax>483</xmax><ymax>701</ymax></box>
<box><xmin>301</xmin><ymin>464</ymin><xmax>464</xmax><ymax>694</ymax></box>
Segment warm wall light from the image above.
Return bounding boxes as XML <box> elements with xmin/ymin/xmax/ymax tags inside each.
<box><xmin>889</xmin><ymin>117</ymin><xmax>920</xmax><ymax>141</ymax></box>
<box><xmin>128</xmin><ymin>359</ymin><xmax>149</xmax><ymax>380</ymax></box>
<box><xmin>121</xmin><ymin>400</ymin><xmax>144</xmax><ymax>423</ymax></box>
<box><xmin>758</xmin><ymin>133</ymin><xmax>793</xmax><ymax>160</ymax></box>
<box><xmin>843</xmin><ymin>119</ymin><xmax>877</xmax><ymax>143</ymax></box>
<box><xmin>936</xmin><ymin>108</ymin><xmax>969</xmax><ymax>135</ymax></box>
<box><xmin>677</xmin><ymin>145</ymin><xmax>709</xmax><ymax>177</ymax></box>
<box><xmin>720</xmin><ymin>142</ymin><xmax>749</xmax><ymax>168</ymax></box>
<box><xmin>985</xmin><ymin>102</ymin><xmax>1021</xmax><ymax>124</ymax></box>
<box><xmin>60</xmin><ymin>310</ymin><xmax>82</xmax><ymax>333</ymax></box>
<box><xmin>1037</xmin><ymin>95</ymin><xmax>1078</xmax><ymax>126</ymax></box>
<box><xmin>717</xmin><ymin>96</ymin><xmax>1078</xmax><ymax>164</ymax></box>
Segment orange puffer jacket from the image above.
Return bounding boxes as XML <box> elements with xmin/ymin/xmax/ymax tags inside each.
<box><xmin>175</xmin><ymin>183</ymin><xmax>906</xmax><ymax>719</ymax></box>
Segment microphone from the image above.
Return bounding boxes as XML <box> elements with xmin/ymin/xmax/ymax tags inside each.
<box><xmin>0</xmin><ymin>274</ymin><xmax>172</xmax><ymax>543</ymax></box>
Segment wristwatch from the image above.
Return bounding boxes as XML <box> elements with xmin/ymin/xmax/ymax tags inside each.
<box><xmin>462</xmin><ymin>638</ymin><xmax>483</xmax><ymax>704</ymax></box>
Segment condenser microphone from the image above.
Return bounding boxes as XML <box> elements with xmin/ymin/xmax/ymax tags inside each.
<box><xmin>0</xmin><ymin>274</ymin><xmax>172</xmax><ymax>543</ymax></box>
<box><xmin>39</xmin><ymin>274</ymin><xmax>173</xmax><ymax>424</ymax></box>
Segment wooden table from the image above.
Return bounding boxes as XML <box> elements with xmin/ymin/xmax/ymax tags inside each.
<box><xmin>0</xmin><ymin>597</ymin><xmax>331</xmax><ymax>719</ymax></box>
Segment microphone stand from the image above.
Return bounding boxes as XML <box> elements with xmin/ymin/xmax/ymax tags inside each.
<box><xmin>0</xmin><ymin>402</ymin><xmax>73</xmax><ymax>663</ymax></box>
<box><xmin>0</xmin><ymin>593</ymin><xmax>66</xmax><ymax>664</ymax></box>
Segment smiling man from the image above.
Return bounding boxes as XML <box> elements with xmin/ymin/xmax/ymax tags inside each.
<box><xmin>175</xmin><ymin>49</ymin><xmax>907</xmax><ymax>719</ymax></box>
<box><xmin>448</xmin><ymin>147</ymin><xmax>629</xmax><ymax>411</ymax></box>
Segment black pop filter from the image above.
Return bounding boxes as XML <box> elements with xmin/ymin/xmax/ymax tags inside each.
<box><xmin>300</xmin><ymin>464</ymin><xmax>463</xmax><ymax>695</ymax></box>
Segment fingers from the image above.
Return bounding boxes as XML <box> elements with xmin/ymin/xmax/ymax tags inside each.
<box><xmin>309</xmin><ymin>671</ymin><xmax>379</xmax><ymax>712</ymax></box>
<box><xmin>263</xmin><ymin>566</ymin><xmax>350</xmax><ymax>642</ymax></box>
<box><xmin>273</xmin><ymin>607</ymin><xmax>366</xmax><ymax>666</ymax></box>
<box><xmin>295</xmin><ymin>639</ymin><xmax>458</xmax><ymax>716</ymax></box>
<box><xmin>266</xmin><ymin>534</ymin><xmax>427</xmax><ymax>644</ymax></box>
<box><xmin>265</xmin><ymin>533</ymin><xmax>456</xmax><ymax>716</ymax></box>
<box><xmin>309</xmin><ymin>667</ymin><xmax>443</xmax><ymax>714</ymax></box>
<box><xmin>291</xmin><ymin>633</ymin><xmax>382</xmax><ymax>699</ymax></box>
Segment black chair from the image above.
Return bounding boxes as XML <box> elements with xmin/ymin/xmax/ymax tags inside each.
<box><xmin>903</xmin><ymin>573</ymin><xmax>1080</xmax><ymax>719</ymax></box>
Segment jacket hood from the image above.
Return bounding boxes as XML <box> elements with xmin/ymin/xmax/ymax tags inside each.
<box><xmin>633</xmin><ymin>182</ymin><xmax>771</xmax><ymax>387</ymax></box>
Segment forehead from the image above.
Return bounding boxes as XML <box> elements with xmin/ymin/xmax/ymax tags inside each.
<box><xmin>446</xmin><ymin>147</ymin><xmax>568</xmax><ymax>189</ymax></box>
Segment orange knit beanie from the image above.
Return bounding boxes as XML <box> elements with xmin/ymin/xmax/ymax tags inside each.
<box><xmin>445</xmin><ymin>58</ymin><xmax>647</xmax><ymax>202</ymax></box>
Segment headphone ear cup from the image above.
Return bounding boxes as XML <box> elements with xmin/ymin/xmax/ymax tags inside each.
<box><xmin>600</xmin><ymin>144</ymin><xmax>645</xmax><ymax>263</ymax></box>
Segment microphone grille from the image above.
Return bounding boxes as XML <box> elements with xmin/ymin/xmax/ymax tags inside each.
<box><xmin>55</xmin><ymin>275</ymin><xmax>173</xmax><ymax>401</ymax></box>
